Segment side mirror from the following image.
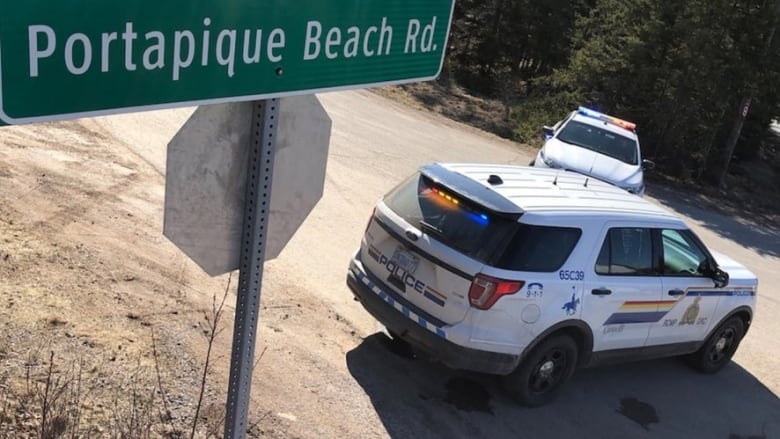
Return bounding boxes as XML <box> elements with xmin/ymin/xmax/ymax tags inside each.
<box><xmin>712</xmin><ymin>267</ymin><xmax>729</xmax><ymax>288</ymax></box>
<box><xmin>542</xmin><ymin>126</ymin><xmax>554</xmax><ymax>140</ymax></box>
<box><xmin>642</xmin><ymin>159</ymin><xmax>656</xmax><ymax>171</ymax></box>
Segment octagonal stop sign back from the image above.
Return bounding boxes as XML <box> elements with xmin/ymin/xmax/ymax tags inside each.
<box><xmin>163</xmin><ymin>95</ymin><xmax>332</xmax><ymax>276</ymax></box>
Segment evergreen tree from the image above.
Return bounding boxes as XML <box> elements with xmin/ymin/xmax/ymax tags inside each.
<box><xmin>507</xmin><ymin>0</ymin><xmax>780</xmax><ymax>182</ymax></box>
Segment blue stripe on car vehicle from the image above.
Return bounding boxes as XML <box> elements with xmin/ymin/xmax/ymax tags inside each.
<box><xmin>686</xmin><ymin>290</ymin><xmax>755</xmax><ymax>297</ymax></box>
<box><xmin>352</xmin><ymin>266</ymin><xmax>448</xmax><ymax>340</ymax></box>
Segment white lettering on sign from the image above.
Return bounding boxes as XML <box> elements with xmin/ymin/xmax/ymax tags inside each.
<box><xmin>101</xmin><ymin>32</ymin><xmax>117</xmax><ymax>72</ymax></box>
<box><xmin>325</xmin><ymin>27</ymin><xmax>341</xmax><ymax>59</ymax></box>
<box><xmin>64</xmin><ymin>33</ymin><xmax>91</xmax><ymax>75</ymax></box>
<box><xmin>378</xmin><ymin>18</ymin><xmax>393</xmax><ymax>55</ymax></box>
<box><xmin>303</xmin><ymin>21</ymin><xmax>322</xmax><ymax>60</ymax></box>
<box><xmin>26</xmin><ymin>18</ymin><xmax>289</xmax><ymax>81</ymax></box>
<box><xmin>267</xmin><ymin>29</ymin><xmax>285</xmax><ymax>63</ymax></box>
<box><xmin>173</xmin><ymin>30</ymin><xmax>195</xmax><ymax>81</ymax></box>
<box><xmin>25</xmin><ymin>16</ymin><xmax>441</xmax><ymax>80</ymax></box>
<box><xmin>405</xmin><ymin>17</ymin><xmax>437</xmax><ymax>54</ymax></box>
<box><xmin>143</xmin><ymin>31</ymin><xmax>165</xmax><ymax>70</ymax></box>
<box><xmin>363</xmin><ymin>27</ymin><xmax>376</xmax><ymax>56</ymax></box>
<box><xmin>344</xmin><ymin>27</ymin><xmax>359</xmax><ymax>58</ymax></box>
<box><xmin>122</xmin><ymin>22</ymin><xmax>137</xmax><ymax>71</ymax></box>
<box><xmin>201</xmin><ymin>18</ymin><xmax>211</xmax><ymax>66</ymax></box>
<box><xmin>303</xmin><ymin>17</ymin><xmax>393</xmax><ymax>61</ymax></box>
<box><xmin>216</xmin><ymin>29</ymin><xmax>237</xmax><ymax>77</ymax></box>
<box><xmin>28</xmin><ymin>25</ymin><xmax>56</xmax><ymax>77</ymax></box>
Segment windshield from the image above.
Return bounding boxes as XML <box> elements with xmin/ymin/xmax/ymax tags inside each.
<box><xmin>557</xmin><ymin>120</ymin><xmax>639</xmax><ymax>165</ymax></box>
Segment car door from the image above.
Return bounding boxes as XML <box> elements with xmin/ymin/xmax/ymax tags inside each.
<box><xmin>582</xmin><ymin>225</ymin><xmax>665</xmax><ymax>352</ymax></box>
<box><xmin>646</xmin><ymin>229</ymin><xmax>721</xmax><ymax>345</ymax></box>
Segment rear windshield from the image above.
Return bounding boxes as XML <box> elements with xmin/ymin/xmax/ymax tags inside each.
<box><xmin>557</xmin><ymin>120</ymin><xmax>638</xmax><ymax>165</ymax></box>
<box><xmin>383</xmin><ymin>173</ymin><xmax>582</xmax><ymax>270</ymax></box>
<box><xmin>383</xmin><ymin>174</ymin><xmax>516</xmax><ymax>263</ymax></box>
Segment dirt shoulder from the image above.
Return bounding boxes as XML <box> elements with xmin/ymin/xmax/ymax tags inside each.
<box><xmin>0</xmin><ymin>119</ymin><xmax>370</xmax><ymax>438</ymax></box>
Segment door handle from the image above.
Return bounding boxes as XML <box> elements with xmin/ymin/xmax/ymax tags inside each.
<box><xmin>668</xmin><ymin>289</ymin><xmax>685</xmax><ymax>297</ymax></box>
<box><xmin>591</xmin><ymin>288</ymin><xmax>612</xmax><ymax>296</ymax></box>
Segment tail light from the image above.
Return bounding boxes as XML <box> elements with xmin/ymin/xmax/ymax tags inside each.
<box><xmin>468</xmin><ymin>274</ymin><xmax>524</xmax><ymax>310</ymax></box>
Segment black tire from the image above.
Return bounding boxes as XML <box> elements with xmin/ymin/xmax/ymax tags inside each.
<box><xmin>502</xmin><ymin>335</ymin><xmax>578</xmax><ymax>407</ymax></box>
<box><xmin>686</xmin><ymin>316</ymin><xmax>745</xmax><ymax>373</ymax></box>
<box><xmin>528</xmin><ymin>159</ymin><xmax>536</xmax><ymax>166</ymax></box>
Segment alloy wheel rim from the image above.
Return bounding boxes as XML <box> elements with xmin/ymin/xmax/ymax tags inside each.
<box><xmin>708</xmin><ymin>327</ymin><xmax>735</xmax><ymax>364</ymax></box>
<box><xmin>529</xmin><ymin>349</ymin><xmax>567</xmax><ymax>394</ymax></box>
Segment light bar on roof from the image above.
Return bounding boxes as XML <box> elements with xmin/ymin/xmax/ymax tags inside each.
<box><xmin>577</xmin><ymin>106</ymin><xmax>637</xmax><ymax>131</ymax></box>
<box><xmin>578</xmin><ymin>106</ymin><xmax>604</xmax><ymax>119</ymax></box>
<box><xmin>429</xmin><ymin>187</ymin><xmax>489</xmax><ymax>225</ymax></box>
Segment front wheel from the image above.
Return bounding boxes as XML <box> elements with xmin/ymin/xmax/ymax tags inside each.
<box><xmin>686</xmin><ymin>316</ymin><xmax>745</xmax><ymax>373</ymax></box>
<box><xmin>502</xmin><ymin>335</ymin><xmax>578</xmax><ymax>407</ymax></box>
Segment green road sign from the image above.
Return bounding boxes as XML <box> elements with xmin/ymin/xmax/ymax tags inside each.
<box><xmin>0</xmin><ymin>0</ymin><xmax>454</xmax><ymax>124</ymax></box>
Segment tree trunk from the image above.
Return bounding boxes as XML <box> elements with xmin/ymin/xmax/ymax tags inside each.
<box><xmin>717</xmin><ymin>97</ymin><xmax>751</xmax><ymax>187</ymax></box>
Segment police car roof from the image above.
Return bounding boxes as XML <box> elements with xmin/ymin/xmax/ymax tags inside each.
<box><xmin>570</xmin><ymin>112</ymin><xmax>639</xmax><ymax>139</ymax></box>
<box><xmin>426</xmin><ymin>163</ymin><xmax>680</xmax><ymax>222</ymax></box>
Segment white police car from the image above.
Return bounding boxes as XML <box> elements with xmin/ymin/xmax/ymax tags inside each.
<box><xmin>347</xmin><ymin>163</ymin><xmax>757</xmax><ymax>406</ymax></box>
<box><xmin>532</xmin><ymin>107</ymin><xmax>654</xmax><ymax>196</ymax></box>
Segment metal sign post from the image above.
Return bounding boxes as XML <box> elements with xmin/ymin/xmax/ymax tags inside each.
<box><xmin>224</xmin><ymin>99</ymin><xmax>278</xmax><ymax>438</ymax></box>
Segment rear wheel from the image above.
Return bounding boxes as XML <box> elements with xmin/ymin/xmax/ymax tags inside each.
<box><xmin>686</xmin><ymin>316</ymin><xmax>745</xmax><ymax>373</ymax></box>
<box><xmin>502</xmin><ymin>335</ymin><xmax>578</xmax><ymax>407</ymax></box>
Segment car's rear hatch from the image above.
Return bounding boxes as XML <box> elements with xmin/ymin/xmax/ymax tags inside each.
<box><xmin>359</xmin><ymin>164</ymin><xmax>522</xmax><ymax>325</ymax></box>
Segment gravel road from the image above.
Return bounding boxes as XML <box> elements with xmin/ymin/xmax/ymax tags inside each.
<box><xmin>3</xmin><ymin>89</ymin><xmax>777</xmax><ymax>438</ymax></box>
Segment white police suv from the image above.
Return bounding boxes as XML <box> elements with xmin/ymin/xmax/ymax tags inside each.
<box><xmin>347</xmin><ymin>163</ymin><xmax>757</xmax><ymax>406</ymax></box>
<box><xmin>532</xmin><ymin>107</ymin><xmax>654</xmax><ymax>196</ymax></box>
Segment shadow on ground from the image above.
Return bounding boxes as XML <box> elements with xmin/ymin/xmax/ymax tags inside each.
<box><xmin>347</xmin><ymin>333</ymin><xmax>780</xmax><ymax>439</ymax></box>
<box><xmin>648</xmin><ymin>183</ymin><xmax>780</xmax><ymax>259</ymax></box>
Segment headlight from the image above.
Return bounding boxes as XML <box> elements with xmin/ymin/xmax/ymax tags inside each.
<box><xmin>541</xmin><ymin>152</ymin><xmax>562</xmax><ymax>169</ymax></box>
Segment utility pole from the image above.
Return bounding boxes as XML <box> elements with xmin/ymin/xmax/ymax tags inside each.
<box><xmin>718</xmin><ymin>0</ymin><xmax>780</xmax><ymax>188</ymax></box>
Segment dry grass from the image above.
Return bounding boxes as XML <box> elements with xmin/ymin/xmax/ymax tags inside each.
<box><xmin>0</xmin><ymin>275</ymin><xmax>263</xmax><ymax>439</ymax></box>
<box><xmin>0</xmin><ymin>335</ymin><xmax>179</xmax><ymax>438</ymax></box>
<box><xmin>373</xmin><ymin>81</ymin><xmax>518</xmax><ymax>140</ymax></box>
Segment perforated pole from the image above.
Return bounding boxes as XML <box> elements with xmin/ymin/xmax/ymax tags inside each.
<box><xmin>224</xmin><ymin>99</ymin><xmax>279</xmax><ymax>439</ymax></box>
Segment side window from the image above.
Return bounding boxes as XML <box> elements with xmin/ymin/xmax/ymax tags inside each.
<box><xmin>595</xmin><ymin>228</ymin><xmax>654</xmax><ymax>275</ymax></box>
<box><xmin>661</xmin><ymin>229</ymin><xmax>709</xmax><ymax>276</ymax></box>
<box><xmin>496</xmin><ymin>224</ymin><xmax>582</xmax><ymax>272</ymax></box>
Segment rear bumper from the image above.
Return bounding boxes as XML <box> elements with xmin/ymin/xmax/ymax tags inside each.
<box><xmin>347</xmin><ymin>258</ymin><xmax>520</xmax><ymax>375</ymax></box>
